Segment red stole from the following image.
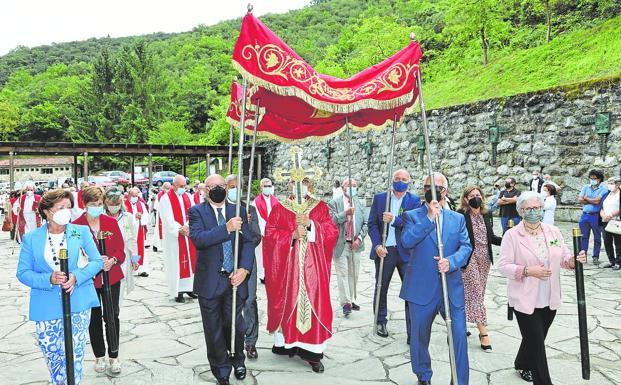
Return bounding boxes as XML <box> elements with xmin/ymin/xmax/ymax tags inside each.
<box><xmin>124</xmin><ymin>199</ymin><xmax>145</xmax><ymax>264</ymax></box>
<box><xmin>157</xmin><ymin>191</ymin><xmax>165</xmax><ymax>239</ymax></box>
<box><xmin>193</xmin><ymin>191</ymin><xmax>201</xmax><ymax>205</ymax></box>
<box><xmin>18</xmin><ymin>194</ymin><xmax>42</xmax><ymax>236</ymax></box>
<box><xmin>255</xmin><ymin>194</ymin><xmax>279</xmax><ymax>221</ymax></box>
<box><xmin>77</xmin><ymin>190</ymin><xmax>84</xmax><ymax>209</ymax></box>
<box><xmin>167</xmin><ymin>190</ymin><xmax>196</xmax><ymax>278</ymax></box>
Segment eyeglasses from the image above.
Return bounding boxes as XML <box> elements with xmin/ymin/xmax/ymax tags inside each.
<box><xmin>207</xmin><ymin>184</ymin><xmax>226</xmax><ymax>190</ymax></box>
<box><xmin>522</xmin><ymin>207</ymin><xmax>542</xmax><ymax>214</ymax></box>
<box><xmin>423</xmin><ymin>185</ymin><xmax>446</xmax><ymax>192</ymax></box>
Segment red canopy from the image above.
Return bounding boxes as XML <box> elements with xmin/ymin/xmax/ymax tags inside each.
<box><xmin>229</xmin><ymin>11</ymin><xmax>423</xmax><ymax>141</ymax></box>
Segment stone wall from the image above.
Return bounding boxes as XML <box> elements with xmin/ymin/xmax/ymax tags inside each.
<box><xmin>262</xmin><ymin>81</ymin><xmax>621</xmax><ymax>222</ymax></box>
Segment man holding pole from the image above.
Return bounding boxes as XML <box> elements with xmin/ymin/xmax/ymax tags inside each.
<box><xmin>400</xmin><ymin>172</ymin><xmax>471</xmax><ymax>385</ymax></box>
<box><xmin>368</xmin><ymin>169</ymin><xmax>421</xmax><ymax>339</ymax></box>
<box><xmin>189</xmin><ymin>174</ymin><xmax>254</xmax><ymax>385</ymax></box>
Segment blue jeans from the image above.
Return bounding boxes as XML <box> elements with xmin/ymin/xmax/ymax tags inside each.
<box><xmin>579</xmin><ymin>212</ymin><xmax>602</xmax><ymax>258</ymax></box>
<box><xmin>501</xmin><ymin>216</ymin><xmax>521</xmax><ymax>233</ymax></box>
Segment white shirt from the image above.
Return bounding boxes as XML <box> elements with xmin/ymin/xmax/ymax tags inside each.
<box><xmin>542</xmin><ymin>195</ymin><xmax>557</xmax><ymax>225</ymax></box>
<box><xmin>533</xmin><ymin>233</ymin><xmax>551</xmax><ymax>308</ymax></box>
<box><xmin>44</xmin><ymin>232</ymin><xmax>65</xmax><ymax>272</ymax></box>
<box><xmin>531</xmin><ymin>178</ymin><xmax>540</xmax><ymax>192</ymax></box>
<box><xmin>602</xmin><ymin>191</ymin><xmax>620</xmax><ymax>218</ymax></box>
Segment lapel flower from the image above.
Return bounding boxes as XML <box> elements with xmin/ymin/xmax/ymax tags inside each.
<box><xmin>549</xmin><ymin>239</ymin><xmax>560</xmax><ymax>247</ymax></box>
<box><xmin>399</xmin><ymin>207</ymin><xmax>405</xmax><ymax>215</ymax></box>
<box><xmin>69</xmin><ymin>228</ymin><xmax>81</xmax><ymax>240</ymax></box>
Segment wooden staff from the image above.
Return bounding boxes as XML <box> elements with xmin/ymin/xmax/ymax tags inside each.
<box><xmin>573</xmin><ymin>228</ymin><xmax>590</xmax><ymax>380</ymax></box>
<box><xmin>96</xmin><ymin>231</ymin><xmax>119</xmax><ymax>354</ymax></box>
<box><xmin>58</xmin><ymin>248</ymin><xmax>75</xmax><ymax>385</ymax></box>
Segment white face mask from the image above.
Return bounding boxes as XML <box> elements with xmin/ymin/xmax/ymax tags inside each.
<box><xmin>26</xmin><ymin>190</ymin><xmax>34</xmax><ymax>197</ymax></box>
<box><xmin>608</xmin><ymin>183</ymin><xmax>619</xmax><ymax>192</ymax></box>
<box><xmin>107</xmin><ymin>205</ymin><xmax>122</xmax><ymax>214</ymax></box>
<box><xmin>52</xmin><ymin>208</ymin><xmax>72</xmax><ymax>226</ymax></box>
<box><xmin>301</xmin><ymin>185</ymin><xmax>309</xmax><ymax>197</ymax></box>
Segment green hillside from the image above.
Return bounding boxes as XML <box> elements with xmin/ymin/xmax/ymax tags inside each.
<box><xmin>0</xmin><ymin>0</ymin><xmax>619</xmax><ymax>155</ymax></box>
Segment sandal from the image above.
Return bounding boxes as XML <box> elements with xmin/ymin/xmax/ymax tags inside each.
<box><xmin>479</xmin><ymin>334</ymin><xmax>492</xmax><ymax>352</ymax></box>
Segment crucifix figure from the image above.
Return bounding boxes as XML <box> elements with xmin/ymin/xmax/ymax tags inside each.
<box><xmin>274</xmin><ymin>146</ymin><xmax>322</xmax><ymax>207</ymax></box>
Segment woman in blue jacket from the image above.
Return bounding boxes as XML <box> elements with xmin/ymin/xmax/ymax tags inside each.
<box><xmin>16</xmin><ymin>189</ymin><xmax>103</xmax><ymax>385</ymax></box>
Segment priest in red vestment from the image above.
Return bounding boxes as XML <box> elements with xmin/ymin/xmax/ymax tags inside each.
<box><xmin>263</xmin><ymin>177</ymin><xmax>338</xmax><ymax>373</ymax></box>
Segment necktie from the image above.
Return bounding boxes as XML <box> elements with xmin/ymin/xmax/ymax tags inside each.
<box><xmin>218</xmin><ymin>207</ymin><xmax>234</xmax><ymax>272</ymax></box>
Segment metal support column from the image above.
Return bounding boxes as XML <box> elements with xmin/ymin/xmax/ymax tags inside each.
<box><xmin>130</xmin><ymin>157</ymin><xmax>135</xmax><ymax>186</ymax></box>
<box><xmin>257</xmin><ymin>154</ymin><xmax>262</xmax><ymax>179</ymax></box>
<box><xmin>148</xmin><ymin>153</ymin><xmax>153</xmax><ymax>189</ymax></box>
<box><xmin>83</xmin><ymin>152</ymin><xmax>89</xmax><ymax>181</ymax></box>
<box><xmin>9</xmin><ymin>151</ymin><xmax>14</xmax><ymax>191</ymax></box>
<box><xmin>73</xmin><ymin>155</ymin><xmax>78</xmax><ymax>185</ymax></box>
<box><xmin>181</xmin><ymin>157</ymin><xmax>186</xmax><ymax>177</ymax></box>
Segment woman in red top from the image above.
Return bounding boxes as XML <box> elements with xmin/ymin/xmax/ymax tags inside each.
<box><xmin>72</xmin><ymin>186</ymin><xmax>126</xmax><ymax>374</ymax></box>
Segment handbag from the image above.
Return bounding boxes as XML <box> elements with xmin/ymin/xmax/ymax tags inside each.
<box><xmin>605</xmin><ymin>219</ymin><xmax>621</xmax><ymax>235</ymax></box>
<box><xmin>2</xmin><ymin>220</ymin><xmax>12</xmax><ymax>232</ymax></box>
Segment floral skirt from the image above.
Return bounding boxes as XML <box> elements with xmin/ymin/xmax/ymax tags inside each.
<box><xmin>35</xmin><ymin>310</ymin><xmax>91</xmax><ymax>385</ymax></box>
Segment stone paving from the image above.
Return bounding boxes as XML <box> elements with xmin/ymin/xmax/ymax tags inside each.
<box><xmin>2</xmin><ymin>220</ymin><xmax>621</xmax><ymax>385</ymax></box>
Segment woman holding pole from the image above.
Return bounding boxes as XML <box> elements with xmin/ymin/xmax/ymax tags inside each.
<box><xmin>498</xmin><ymin>191</ymin><xmax>586</xmax><ymax>384</ymax></box>
<box><xmin>16</xmin><ymin>189</ymin><xmax>102</xmax><ymax>385</ymax></box>
<box><xmin>72</xmin><ymin>186</ymin><xmax>126</xmax><ymax>374</ymax></box>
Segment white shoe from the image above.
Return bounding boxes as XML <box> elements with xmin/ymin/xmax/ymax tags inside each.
<box><xmin>94</xmin><ymin>357</ymin><xmax>107</xmax><ymax>373</ymax></box>
<box><xmin>110</xmin><ymin>358</ymin><xmax>122</xmax><ymax>374</ymax></box>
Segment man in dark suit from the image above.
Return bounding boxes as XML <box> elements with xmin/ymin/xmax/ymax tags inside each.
<box><xmin>189</xmin><ymin>174</ymin><xmax>255</xmax><ymax>385</ymax></box>
<box><xmin>368</xmin><ymin>169</ymin><xmax>422</xmax><ymax>339</ymax></box>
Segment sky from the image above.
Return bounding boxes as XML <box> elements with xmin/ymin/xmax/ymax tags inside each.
<box><xmin>0</xmin><ymin>0</ymin><xmax>310</xmax><ymax>56</ymax></box>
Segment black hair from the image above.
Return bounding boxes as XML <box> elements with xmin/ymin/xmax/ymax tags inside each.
<box><xmin>588</xmin><ymin>169</ymin><xmax>604</xmax><ymax>182</ymax></box>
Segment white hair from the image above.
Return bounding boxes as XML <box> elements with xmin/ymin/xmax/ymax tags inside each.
<box><xmin>422</xmin><ymin>172</ymin><xmax>449</xmax><ymax>189</ymax></box>
<box><xmin>516</xmin><ymin>191</ymin><xmax>544</xmax><ymax>213</ymax></box>
<box><xmin>225</xmin><ymin>174</ymin><xmax>238</xmax><ymax>183</ymax></box>
<box><xmin>260</xmin><ymin>178</ymin><xmax>272</xmax><ymax>187</ymax></box>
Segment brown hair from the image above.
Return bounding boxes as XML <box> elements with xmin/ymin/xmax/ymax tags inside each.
<box><xmin>543</xmin><ymin>184</ymin><xmax>557</xmax><ymax>196</ymax></box>
<box><xmin>81</xmin><ymin>186</ymin><xmax>104</xmax><ymax>206</ymax></box>
<box><xmin>38</xmin><ymin>189</ymin><xmax>74</xmax><ymax>220</ymax></box>
<box><xmin>457</xmin><ymin>185</ymin><xmax>488</xmax><ymax>214</ymax></box>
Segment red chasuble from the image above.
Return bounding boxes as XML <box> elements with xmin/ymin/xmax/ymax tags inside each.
<box><xmin>254</xmin><ymin>193</ymin><xmax>279</xmax><ymax>222</ymax></box>
<box><xmin>124</xmin><ymin>199</ymin><xmax>145</xmax><ymax>265</ymax></box>
<box><xmin>167</xmin><ymin>190</ymin><xmax>197</xmax><ymax>278</ymax></box>
<box><xmin>263</xmin><ymin>198</ymin><xmax>338</xmax><ymax>346</ymax></box>
<box><xmin>17</xmin><ymin>194</ymin><xmax>42</xmax><ymax>237</ymax></box>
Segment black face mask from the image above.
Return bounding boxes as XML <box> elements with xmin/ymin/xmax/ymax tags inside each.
<box><xmin>424</xmin><ymin>188</ymin><xmax>443</xmax><ymax>204</ymax></box>
<box><xmin>468</xmin><ymin>197</ymin><xmax>482</xmax><ymax>209</ymax></box>
<box><xmin>208</xmin><ymin>185</ymin><xmax>226</xmax><ymax>203</ymax></box>
<box><xmin>505</xmin><ymin>183</ymin><xmax>512</xmax><ymax>189</ymax></box>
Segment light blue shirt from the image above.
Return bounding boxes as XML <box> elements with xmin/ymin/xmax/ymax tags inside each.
<box><xmin>580</xmin><ymin>184</ymin><xmax>608</xmax><ymax>213</ymax></box>
<box><xmin>385</xmin><ymin>192</ymin><xmax>403</xmax><ymax>247</ymax></box>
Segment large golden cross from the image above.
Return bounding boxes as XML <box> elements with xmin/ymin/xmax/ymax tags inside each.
<box><xmin>273</xmin><ymin>146</ymin><xmax>322</xmax><ymax>205</ymax></box>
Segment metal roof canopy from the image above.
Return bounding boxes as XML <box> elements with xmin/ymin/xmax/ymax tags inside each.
<box><xmin>0</xmin><ymin>141</ymin><xmax>263</xmax><ymax>157</ymax></box>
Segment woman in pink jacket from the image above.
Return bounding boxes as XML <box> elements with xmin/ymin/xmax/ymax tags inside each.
<box><xmin>498</xmin><ymin>191</ymin><xmax>586</xmax><ymax>385</ymax></box>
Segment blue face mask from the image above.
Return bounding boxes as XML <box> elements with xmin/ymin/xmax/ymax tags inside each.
<box><xmin>87</xmin><ymin>206</ymin><xmax>104</xmax><ymax>218</ymax></box>
<box><xmin>176</xmin><ymin>187</ymin><xmax>186</xmax><ymax>196</ymax></box>
<box><xmin>228</xmin><ymin>188</ymin><xmax>237</xmax><ymax>202</ymax></box>
<box><xmin>129</xmin><ymin>196</ymin><xmax>138</xmax><ymax>204</ymax></box>
<box><xmin>589</xmin><ymin>180</ymin><xmax>599</xmax><ymax>186</ymax></box>
<box><xmin>262</xmin><ymin>187</ymin><xmax>273</xmax><ymax>196</ymax></box>
<box><xmin>345</xmin><ymin>186</ymin><xmax>357</xmax><ymax>197</ymax></box>
<box><xmin>393</xmin><ymin>181</ymin><xmax>409</xmax><ymax>193</ymax></box>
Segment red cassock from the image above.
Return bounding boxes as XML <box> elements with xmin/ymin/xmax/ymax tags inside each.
<box><xmin>72</xmin><ymin>213</ymin><xmax>126</xmax><ymax>288</ymax></box>
<box><xmin>263</xmin><ymin>199</ymin><xmax>338</xmax><ymax>346</ymax></box>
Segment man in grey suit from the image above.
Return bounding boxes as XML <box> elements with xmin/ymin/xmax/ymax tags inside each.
<box><xmin>329</xmin><ymin>178</ymin><xmax>368</xmax><ymax>316</ymax></box>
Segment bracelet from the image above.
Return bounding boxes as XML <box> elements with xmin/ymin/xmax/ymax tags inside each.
<box><xmin>523</xmin><ymin>266</ymin><xmax>528</xmax><ymax>277</ymax></box>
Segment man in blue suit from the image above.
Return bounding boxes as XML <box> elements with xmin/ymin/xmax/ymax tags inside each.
<box><xmin>368</xmin><ymin>169</ymin><xmax>422</xmax><ymax>339</ymax></box>
<box><xmin>400</xmin><ymin>172</ymin><xmax>472</xmax><ymax>385</ymax></box>
<box><xmin>189</xmin><ymin>174</ymin><xmax>255</xmax><ymax>385</ymax></box>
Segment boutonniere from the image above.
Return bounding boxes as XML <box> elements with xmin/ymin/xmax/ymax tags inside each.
<box><xmin>549</xmin><ymin>239</ymin><xmax>560</xmax><ymax>247</ymax></box>
<box><xmin>97</xmin><ymin>231</ymin><xmax>114</xmax><ymax>240</ymax></box>
<box><xmin>399</xmin><ymin>207</ymin><xmax>405</xmax><ymax>216</ymax></box>
<box><xmin>69</xmin><ymin>228</ymin><xmax>81</xmax><ymax>240</ymax></box>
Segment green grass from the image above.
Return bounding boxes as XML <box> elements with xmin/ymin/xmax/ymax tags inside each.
<box><xmin>424</xmin><ymin>16</ymin><xmax>621</xmax><ymax>110</ymax></box>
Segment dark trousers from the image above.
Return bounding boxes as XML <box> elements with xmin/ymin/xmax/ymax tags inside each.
<box><xmin>514</xmin><ymin>307</ymin><xmax>557</xmax><ymax>385</ymax></box>
<box><xmin>374</xmin><ymin>247</ymin><xmax>410</xmax><ymax>337</ymax></box>
<box><xmin>501</xmin><ymin>216</ymin><xmax>521</xmax><ymax>234</ymax></box>
<box><xmin>579</xmin><ymin>212</ymin><xmax>602</xmax><ymax>258</ymax></box>
<box><xmin>244</xmin><ymin>259</ymin><xmax>259</xmax><ymax>346</ymax></box>
<box><xmin>90</xmin><ymin>281</ymin><xmax>121</xmax><ymax>359</ymax></box>
<box><xmin>198</xmin><ymin>276</ymin><xmax>246</xmax><ymax>381</ymax></box>
<box><xmin>602</xmin><ymin>226</ymin><xmax>621</xmax><ymax>265</ymax></box>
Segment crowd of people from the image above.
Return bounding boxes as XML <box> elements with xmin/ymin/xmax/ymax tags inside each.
<box><xmin>9</xmin><ymin>166</ymin><xmax>621</xmax><ymax>385</ymax></box>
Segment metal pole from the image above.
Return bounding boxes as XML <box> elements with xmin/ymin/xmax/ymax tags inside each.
<box><xmin>573</xmin><ymin>228</ymin><xmax>590</xmax><ymax>380</ymax></box>
<box><xmin>181</xmin><ymin>157</ymin><xmax>186</xmax><ymax>178</ymax></box>
<box><xmin>228</xmin><ymin>125</ymin><xmax>234</xmax><ymax>175</ymax></box>
<box><xmin>130</xmin><ymin>157</ymin><xmax>135</xmax><ymax>186</ymax></box>
<box><xmin>73</xmin><ymin>155</ymin><xmax>78</xmax><ymax>186</ymax></box>
<box><xmin>83</xmin><ymin>152</ymin><xmax>88</xmax><ymax>181</ymax></box>
<box><xmin>96</xmin><ymin>232</ymin><xmax>119</xmax><ymax>354</ymax></box>
<box><xmin>373</xmin><ymin>115</ymin><xmax>397</xmax><ymax>334</ymax></box>
<box><xmin>207</xmin><ymin>154</ymin><xmax>211</xmax><ymax>177</ymax></box>
<box><xmin>231</xmin><ymin>77</ymin><xmax>248</xmax><ymax>356</ymax></box>
<box><xmin>257</xmin><ymin>154</ymin><xmax>262</xmax><ymax>180</ymax></box>
<box><xmin>245</xmin><ymin>98</ymin><xmax>261</xmax><ymax>213</ymax></box>
<box><xmin>9</xmin><ymin>151</ymin><xmax>14</xmax><ymax>192</ymax></box>
<box><xmin>148</xmin><ymin>153</ymin><xmax>153</xmax><ymax>189</ymax></box>
<box><xmin>417</xmin><ymin>67</ymin><xmax>459</xmax><ymax>384</ymax></box>
<box><xmin>345</xmin><ymin>117</ymin><xmax>357</xmax><ymax>301</ymax></box>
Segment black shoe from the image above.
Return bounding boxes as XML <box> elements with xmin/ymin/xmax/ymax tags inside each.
<box><xmin>233</xmin><ymin>366</ymin><xmax>246</xmax><ymax>380</ymax></box>
<box><xmin>185</xmin><ymin>292</ymin><xmax>198</xmax><ymax>299</ymax></box>
<box><xmin>466</xmin><ymin>331</ymin><xmax>472</xmax><ymax>337</ymax></box>
<box><xmin>309</xmin><ymin>360</ymin><xmax>324</xmax><ymax>373</ymax></box>
<box><xmin>516</xmin><ymin>369</ymin><xmax>533</xmax><ymax>382</ymax></box>
<box><xmin>260</xmin><ymin>278</ymin><xmax>265</xmax><ymax>284</ymax></box>
<box><xmin>175</xmin><ymin>293</ymin><xmax>185</xmax><ymax>303</ymax></box>
<box><xmin>418</xmin><ymin>380</ymin><xmax>431</xmax><ymax>385</ymax></box>
<box><xmin>592</xmin><ymin>257</ymin><xmax>600</xmax><ymax>266</ymax></box>
<box><xmin>245</xmin><ymin>344</ymin><xmax>258</xmax><ymax>359</ymax></box>
<box><xmin>479</xmin><ymin>334</ymin><xmax>492</xmax><ymax>352</ymax></box>
<box><xmin>216</xmin><ymin>378</ymin><xmax>230</xmax><ymax>385</ymax></box>
<box><xmin>376</xmin><ymin>324</ymin><xmax>389</xmax><ymax>338</ymax></box>
<box><xmin>603</xmin><ymin>262</ymin><xmax>614</xmax><ymax>268</ymax></box>
<box><xmin>152</xmin><ymin>246</ymin><xmax>158</xmax><ymax>252</ymax></box>
<box><xmin>406</xmin><ymin>335</ymin><xmax>410</xmax><ymax>345</ymax></box>
<box><xmin>343</xmin><ymin>303</ymin><xmax>352</xmax><ymax>316</ymax></box>
<box><xmin>351</xmin><ymin>303</ymin><xmax>360</xmax><ymax>311</ymax></box>
<box><xmin>145</xmin><ymin>245</ymin><xmax>150</xmax><ymax>249</ymax></box>
<box><xmin>272</xmin><ymin>345</ymin><xmax>296</xmax><ymax>357</ymax></box>
<box><xmin>138</xmin><ymin>272</ymin><xmax>149</xmax><ymax>277</ymax></box>
<box><xmin>613</xmin><ymin>265</ymin><xmax>621</xmax><ymax>271</ymax></box>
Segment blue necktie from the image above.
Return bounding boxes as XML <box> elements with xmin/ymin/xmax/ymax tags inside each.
<box><xmin>218</xmin><ymin>207</ymin><xmax>234</xmax><ymax>272</ymax></box>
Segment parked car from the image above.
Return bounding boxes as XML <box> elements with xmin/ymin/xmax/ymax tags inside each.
<box><xmin>87</xmin><ymin>175</ymin><xmax>116</xmax><ymax>187</ymax></box>
<box><xmin>118</xmin><ymin>173</ymin><xmax>149</xmax><ymax>186</ymax></box>
<box><xmin>151</xmin><ymin>171</ymin><xmax>189</xmax><ymax>186</ymax></box>
<box><xmin>101</xmin><ymin>170</ymin><xmax>129</xmax><ymax>182</ymax></box>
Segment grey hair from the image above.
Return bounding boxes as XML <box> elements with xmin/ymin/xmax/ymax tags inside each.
<box><xmin>260</xmin><ymin>178</ymin><xmax>272</xmax><ymax>186</ymax></box>
<box><xmin>422</xmin><ymin>172</ymin><xmax>449</xmax><ymax>189</ymax></box>
<box><xmin>516</xmin><ymin>191</ymin><xmax>544</xmax><ymax>213</ymax></box>
<box><xmin>225</xmin><ymin>174</ymin><xmax>238</xmax><ymax>183</ymax></box>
